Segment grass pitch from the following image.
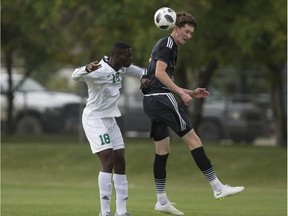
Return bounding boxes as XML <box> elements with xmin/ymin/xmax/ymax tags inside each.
<box><xmin>1</xmin><ymin>135</ymin><xmax>287</xmax><ymax>216</ymax></box>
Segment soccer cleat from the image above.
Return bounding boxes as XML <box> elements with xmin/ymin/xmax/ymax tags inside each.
<box><xmin>214</xmin><ymin>185</ymin><xmax>244</xmax><ymax>200</ymax></box>
<box><xmin>155</xmin><ymin>201</ymin><xmax>184</xmax><ymax>215</ymax></box>
<box><xmin>99</xmin><ymin>212</ymin><xmax>113</xmax><ymax>216</ymax></box>
<box><xmin>114</xmin><ymin>212</ymin><xmax>131</xmax><ymax>216</ymax></box>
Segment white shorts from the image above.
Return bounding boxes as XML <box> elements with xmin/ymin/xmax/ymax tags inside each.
<box><xmin>82</xmin><ymin>113</ymin><xmax>124</xmax><ymax>154</ymax></box>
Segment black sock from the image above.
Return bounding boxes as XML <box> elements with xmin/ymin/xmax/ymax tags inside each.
<box><xmin>191</xmin><ymin>147</ymin><xmax>212</xmax><ymax>171</ymax></box>
<box><xmin>154</xmin><ymin>154</ymin><xmax>169</xmax><ymax>194</ymax></box>
<box><xmin>191</xmin><ymin>147</ymin><xmax>216</xmax><ymax>181</ymax></box>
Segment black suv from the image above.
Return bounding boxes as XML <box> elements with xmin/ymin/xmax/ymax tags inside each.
<box><xmin>117</xmin><ymin>88</ymin><xmax>268</xmax><ymax>143</ymax></box>
<box><xmin>193</xmin><ymin>90</ymin><xmax>268</xmax><ymax>142</ymax></box>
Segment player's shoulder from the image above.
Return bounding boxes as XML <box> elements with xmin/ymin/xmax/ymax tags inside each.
<box><xmin>158</xmin><ymin>36</ymin><xmax>175</xmax><ymax>49</ymax></box>
<box><xmin>98</xmin><ymin>57</ymin><xmax>112</xmax><ymax>71</ymax></box>
<box><xmin>86</xmin><ymin>58</ymin><xmax>111</xmax><ymax>78</ymax></box>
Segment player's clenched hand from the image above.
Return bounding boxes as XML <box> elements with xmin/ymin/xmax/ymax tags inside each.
<box><xmin>85</xmin><ymin>61</ymin><xmax>102</xmax><ymax>73</ymax></box>
<box><xmin>190</xmin><ymin>88</ymin><xmax>210</xmax><ymax>99</ymax></box>
<box><xmin>180</xmin><ymin>92</ymin><xmax>192</xmax><ymax>106</ymax></box>
<box><xmin>140</xmin><ymin>77</ymin><xmax>150</xmax><ymax>89</ymax></box>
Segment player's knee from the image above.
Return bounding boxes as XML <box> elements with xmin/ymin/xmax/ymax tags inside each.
<box><xmin>154</xmin><ymin>137</ymin><xmax>170</xmax><ymax>155</ymax></box>
<box><xmin>114</xmin><ymin>163</ymin><xmax>125</xmax><ymax>174</ymax></box>
<box><xmin>193</xmin><ymin>133</ymin><xmax>202</xmax><ymax>145</ymax></box>
<box><xmin>101</xmin><ymin>155</ymin><xmax>114</xmax><ymax>172</ymax></box>
<box><xmin>153</xmin><ymin>133</ymin><xmax>169</xmax><ymax>142</ymax></box>
<box><xmin>182</xmin><ymin>129</ymin><xmax>202</xmax><ymax>150</ymax></box>
<box><xmin>155</xmin><ymin>147</ymin><xmax>170</xmax><ymax>155</ymax></box>
<box><xmin>113</xmin><ymin>152</ymin><xmax>126</xmax><ymax>174</ymax></box>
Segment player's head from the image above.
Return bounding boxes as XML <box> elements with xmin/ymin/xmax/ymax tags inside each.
<box><xmin>171</xmin><ymin>12</ymin><xmax>197</xmax><ymax>45</ymax></box>
<box><xmin>111</xmin><ymin>41</ymin><xmax>133</xmax><ymax>68</ymax></box>
<box><xmin>175</xmin><ymin>12</ymin><xmax>197</xmax><ymax>29</ymax></box>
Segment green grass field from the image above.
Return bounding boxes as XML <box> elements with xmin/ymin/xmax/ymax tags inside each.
<box><xmin>1</xmin><ymin>135</ymin><xmax>287</xmax><ymax>216</ymax></box>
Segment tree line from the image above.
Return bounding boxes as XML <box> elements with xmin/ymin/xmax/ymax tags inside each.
<box><xmin>1</xmin><ymin>0</ymin><xmax>287</xmax><ymax>146</ymax></box>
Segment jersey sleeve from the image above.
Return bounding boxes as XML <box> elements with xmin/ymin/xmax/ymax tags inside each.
<box><xmin>72</xmin><ymin>59</ymin><xmax>104</xmax><ymax>82</ymax></box>
<box><xmin>71</xmin><ymin>66</ymin><xmax>88</xmax><ymax>81</ymax></box>
<box><xmin>155</xmin><ymin>38</ymin><xmax>173</xmax><ymax>65</ymax></box>
<box><xmin>124</xmin><ymin>64</ymin><xmax>147</xmax><ymax>78</ymax></box>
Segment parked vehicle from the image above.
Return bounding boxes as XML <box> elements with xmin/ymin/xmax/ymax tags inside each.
<box><xmin>117</xmin><ymin>91</ymin><xmax>150</xmax><ymax>137</ymax></box>
<box><xmin>1</xmin><ymin>73</ymin><xmax>85</xmax><ymax>135</ymax></box>
<box><xmin>193</xmin><ymin>89</ymin><xmax>268</xmax><ymax>143</ymax></box>
<box><xmin>117</xmin><ymin>88</ymin><xmax>268</xmax><ymax>143</ymax></box>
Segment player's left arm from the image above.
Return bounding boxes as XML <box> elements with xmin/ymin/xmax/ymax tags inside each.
<box><xmin>125</xmin><ymin>64</ymin><xmax>147</xmax><ymax>77</ymax></box>
<box><xmin>125</xmin><ymin>64</ymin><xmax>150</xmax><ymax>89</ymax></box>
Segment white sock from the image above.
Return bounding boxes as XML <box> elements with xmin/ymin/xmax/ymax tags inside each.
<box><xmin>98</xmin><ymin>172</ymin><xmax>112</xmax><ymax>214</ymax></box>
<box><xmin>209</xmin><ymin>177</ymin><xmax>224</xmax><ymax>192</ymax></box>
<box><xmin>157</xmin><ymin>193</ymin><xmax>169</xmax><ymax>205</ymax></box>
<box><xmin>113</xmin><ymin>174</ymin><xmax>128</xmax><ymax>215</ymax></box>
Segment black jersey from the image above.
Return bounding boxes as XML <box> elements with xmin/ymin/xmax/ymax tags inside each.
<box><xmin>142</xmin><ymin>36</ymin><xmax>178</xmax><ymax>94</ymax></box>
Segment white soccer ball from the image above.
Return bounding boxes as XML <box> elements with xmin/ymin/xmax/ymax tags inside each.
<box><xmin>154</xmin><ymin>7</ymin><xmax>177</xmax><ymax>31</ymax></box>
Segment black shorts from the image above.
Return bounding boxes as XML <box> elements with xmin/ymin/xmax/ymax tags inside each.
<box><xmin>143</xmin><ymin>93</ymin><xmax>193</xmax><ymax>141</ymax></box>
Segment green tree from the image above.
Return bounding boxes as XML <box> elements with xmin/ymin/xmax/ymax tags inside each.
<box><xmin>229</xmin><ymin>0</ymin><xmax>287</xmax><ymax>146</ymax></box>
<box><xmin>171</xmin><ymin>0</ymin><xmax>286</xmax><ymax>146</ymax></box>
<box><xmin>1</xmin><ymin>0</ymin><xmax>286</xmax><ymax>145</ymax></box>
<box><xmin>1</xmin><ymin>0</ymin><xmax>68</xmax><ymax>134</ymax></box>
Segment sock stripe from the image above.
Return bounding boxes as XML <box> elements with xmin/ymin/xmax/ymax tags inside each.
<box><xmin>203</xmin><ymin>167</ymin><xmax>217</xmax><ymax>181</ymax></box>
<box><xmin>155</xmin><ymin>178</ymin><xmax>166</xmax><ymax>183</ymax></box>
<box><xmin>155</xmin><ymin>178</ymin><xmax>166</xmax><ymax>193</ymax></box>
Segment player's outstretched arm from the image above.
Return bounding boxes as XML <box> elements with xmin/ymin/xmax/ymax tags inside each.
<box><xmin>72</xmin><ymin>61</ymin><xmax>102</xmax><ymax>81</ymax></box>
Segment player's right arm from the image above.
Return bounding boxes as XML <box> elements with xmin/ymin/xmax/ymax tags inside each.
<box><xmin>155</xmin><ymin>60</ymin><xmax>192</xmax><ymax>106</ymax></box>
<box><xmin>86</xmin><ymin>61</ymin><xmax>101</xmax><ymax>72</ymax></box>
<box><xmin>72</xmin><ymin>61</ymin><xmax>101</xmax><ymax>81</ymax></box>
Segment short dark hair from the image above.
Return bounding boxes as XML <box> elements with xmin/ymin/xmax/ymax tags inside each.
<box><xmin>175</xmin><ymin>12</ymin><xmax>197</xmax><ymax>29</ymax></box>
<box><xmin>111</xmin><ymin>41</ymin><xmax>131</xmax><ymax>56</ymax></box>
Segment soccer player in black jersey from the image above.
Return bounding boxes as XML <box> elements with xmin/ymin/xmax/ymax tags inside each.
<box><xmin>142</xmin><ymin>11</ymin><xmax>244</xmax><ymax>215</ymax></box>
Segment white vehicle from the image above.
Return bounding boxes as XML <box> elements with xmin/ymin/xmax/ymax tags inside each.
<box><xmin>1</xmin><ymin>73</ymin><xmax>85</xmax><ymax>135</ymax></box>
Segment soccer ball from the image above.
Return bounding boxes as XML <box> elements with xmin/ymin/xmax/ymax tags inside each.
<box><xmin>154</xmin><ymin>7</ymin><xmax>177</xmax><ymax>30</ymax></box>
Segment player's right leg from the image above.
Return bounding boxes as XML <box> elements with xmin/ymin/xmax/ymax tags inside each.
<box><xmin>97</xmin><ymin>169</ymin><xmax>113</xmax><ymax>216</ymax></box>
<box><xmin>153</xmin><ymin>137</ymin><xmax>184</xmax><ymax>215</ymax></box>
<box><xmin>154</xmin><ymin>137</ymin><xmax>170</xmax><ymax>206</ymax></box>
<box><xmin>144</xmin><ymin>95</ymin><xmax>185</xmax><ymax>215</ymax></box>
<box><xmin>82</xmin><ymin>115</ymin><xmax>114</xmax><ymax>216</ymax></box>
<box><xmin>97</xmin><ymin>150</ymin><xmax>114</xmax><ymax>216</ymax></box>
<box><xmin>99</xmin><ymin>213</ymin><xmax>113</xmax><ymax>216</ymax></box>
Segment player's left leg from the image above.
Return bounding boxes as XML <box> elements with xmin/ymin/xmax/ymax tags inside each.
<box><xmin>182</xmin><ymin>129</ymin><xmax>244</xmax><ymax>199</ymax></box>
<box><xmin>113</xmin><ymin>149</ymin><xmax>131</xmax><ymax>216</ymax></box>
<box><xmin>111</xmin><ymin>118</ymin><xmax>130</xmax><ymax>216</ymax></box>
